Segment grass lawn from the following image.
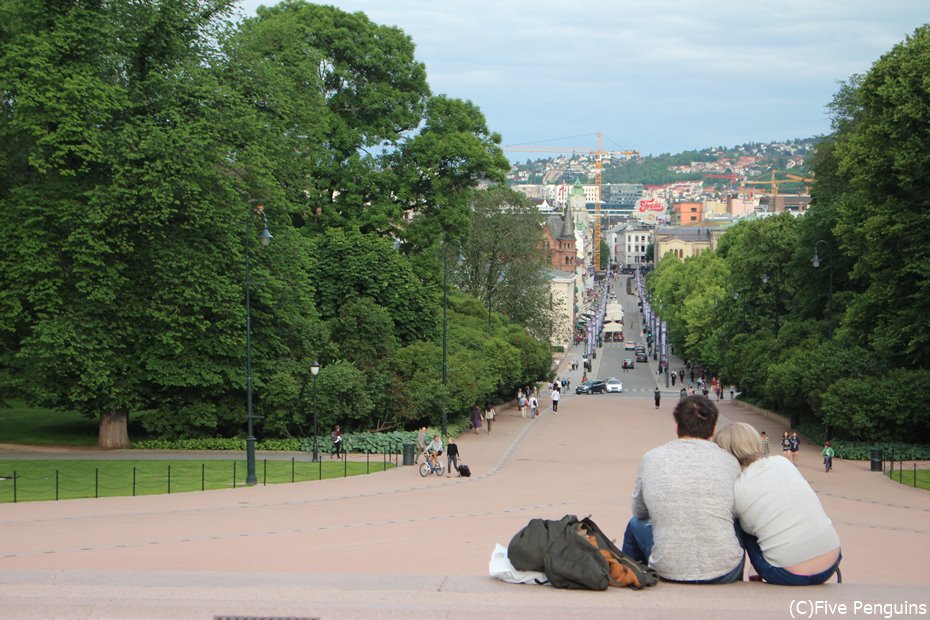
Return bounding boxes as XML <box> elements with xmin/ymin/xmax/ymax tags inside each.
<box><xmin>0</xmin><ymin>401</ymin><xmax>98</xmax><ymax>446</ymax></box>
<box><xmin>886</xmin><ymin>466</ymin><xmax>930</xmax><ymax>491</ymax></box>
<box><xmin>0</xmin><ymin>458</ymin><xmax>395</xmax><ymax>503</ymax></box>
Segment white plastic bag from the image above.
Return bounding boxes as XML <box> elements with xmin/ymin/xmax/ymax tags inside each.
<box><xmin>488</xmin><ymin>543</ymin><xmax>549</xmax><ymax>585</ymax></box>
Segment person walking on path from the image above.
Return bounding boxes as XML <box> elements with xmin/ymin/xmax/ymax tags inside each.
<box><xmin>446</xmin><ymin>438</ymin><xmax>461</xmax><ymax>478</ymax></box>
<box><xmin>470</xmin><ymin>405</ymin><xmax>483</xmax><ymax>434</ymax></box>
<box><xmin>621</xmin><ymin>396</ymin><xmax>744</xmax><ymax>584</ymax></box>
<box><xmin>517</xmin><ymin>391</ymin><xmax>528</xmax><ymax>419</ymax></box>
<box><xmin>484</xmin><ymin>404</ymin><xmax>495</xmax><ymax>434</ymax></box>
<box><xmin>330</xmin><ymin>425</ymin><xmax>343</xmax><ymax>459</ymax></box>
<box><xmin>530</xmin><ymin>394</ymin><xmax>539</xmax><ymax>418</ymax></box>
<box><xmin>551</xmin><ymin>386</ymin><xmax>561</xmax><ymax>414</ymax></box>
<box><xmin>415</xmin><ymin>426</ymin><xmax>427</xmax><ymax>464</ymax></box>
<box><xmin>679</xmin><ymin>387</ymin><xmax>687</xmax><ymax>400</ymax></box>
<box><xmin>789</xmin><ymin>432</ymin><xmax>801</xmax><ymax>466</ymax></box>
<box><xmin>654</xmin><ymin>386</ymin><xmax>661</xmax><ymax>409</ymax></box>
<box><xmin>781</xmin><ymin>432</ymin><xmax>791</xmax><ymax>458</ymax></box>
<box><xmin>760</xmin><ymin>431</ymin><xmax>769</xmax><ymax>457</ymax></box>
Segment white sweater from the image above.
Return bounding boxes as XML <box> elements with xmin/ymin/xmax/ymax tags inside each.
<box><xmin>734</xmin><ymin>456</ymin><xmax>840</xmax><ymax>567</ymax></box>
<box><xmin>631</xmin><ymin>439</ymin><xmax>743</xmax><ymax>581</ymax></box>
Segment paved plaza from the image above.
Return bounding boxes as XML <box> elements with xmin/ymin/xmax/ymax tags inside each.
<box><xmin>2</xmin><ymin>361</ymin><xmax>930</xmax><ymax>619</ymax></box>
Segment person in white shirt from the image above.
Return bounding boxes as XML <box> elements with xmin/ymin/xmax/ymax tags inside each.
<box><xmin>714</xmin><ymin>423</ymin><xmax>841</xmax><ymax>585</ymax></box>
<box><xmin>425</xmin><ymin>435</ymin><xmax>443</xmax><ymax>470</ymax></box>
<box><xmin>550</xmin><ymin>386</ymin><xmax>560</xmax><ymax>414</ymax></box>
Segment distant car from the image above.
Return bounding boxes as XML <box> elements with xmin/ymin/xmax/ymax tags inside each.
<box><xmin>636</xmin><ymin>352</ymin><xmax>648</xmax><ymax>363</ymax></box>
<box><xmin>605</xmin><ymin>378</ymin><xmax>624</xmax><ymax>393</ymax></box>
<box><xmin>622</xmin><ymin>358</ymin><xmax>635</xmax><ymax>370</ymax></box>
<box><xmin>634</xmin><ymin>345</ymin><xmax>646</xmax><ymax>354</ymax></box>
<box><xmin>624</xmin><ymin>341</ymin><xmax>636</xmax><ymax>350</ymax></box>
<box><xmin>575</xmin><ymin>380</ymin><xmax>607</xmax><ymax>394</ymax></box>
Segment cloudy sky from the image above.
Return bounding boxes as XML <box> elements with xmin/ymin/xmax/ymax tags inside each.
<box><xmin>236</xmin><ymin>0</ymin><xmax>928</xmax><ymax>157</ymax></box>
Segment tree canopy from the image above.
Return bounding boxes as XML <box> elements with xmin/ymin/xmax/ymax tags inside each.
<box><xmin>0</xmin><ymin>0</ymin><xmax>551</xmax><ymax>447</ymax></box>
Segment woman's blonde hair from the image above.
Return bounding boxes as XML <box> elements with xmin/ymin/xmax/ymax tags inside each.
<box><xmin>714</xmin><ymin>422</ymin><xmax>763</xmax><ymax>467</ymax></box>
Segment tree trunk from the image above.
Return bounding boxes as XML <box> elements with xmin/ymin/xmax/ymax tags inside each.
<box><xmin>98</xmin><ymin>407</ymin><xmax>131</xmax><ymax>449</ymax></box>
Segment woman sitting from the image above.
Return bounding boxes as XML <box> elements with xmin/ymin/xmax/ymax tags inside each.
<box><xmin>714</xmin><ymin>423</ymin><xmax>841</xmax><ymax>585</ymax></box>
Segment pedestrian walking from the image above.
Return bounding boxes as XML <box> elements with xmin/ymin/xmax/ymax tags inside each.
<box><xmin>471</xmin><ymin>405</ymin><xmax>483</xmax><ymax>434</ymax></box>
<box><xmin>551</xmin><ymin>386</ymin><xmax>561</xmax><ymax>414</ymax></box>
<box><xmin>530</xmin><ymin>394</ymin><xmax>539</xmax><ymax>418</ymax></box>
<box><xmin>484</xmin><ymin>403</ymin><xmax>495</xmax><ymax>434</ymax></box>
<box><xmin>518</xmin><ymin>391</ymin><xmax>528</xmax><ymax>419</ymax></box>
<box><xmin>654</xmin><ymin>387</ymin><xmax>661</xmax><ymax>409</ymax></box>
<box><xmin>415</xmin><ymin>426</ymin><xmax>427</xmax><ymax>464</ymax></box>
<box><xmin>789</xmin><ymin>432</ymin><xmax>801</xmax><ymax>466</ymax></box>
<box><xmin>760</xmin><ymin>431</ymin><xmax>769</xmax><ymax>457</ymax></box>
<box><xmin>679</xmin><ymin>386</ymin><xmax>687</xmax><ymax>400</ymax></box>
<box><xmin>781</xmin><ymin>431</ymin><xmax>791</xmax><ymax>458</ymax></box>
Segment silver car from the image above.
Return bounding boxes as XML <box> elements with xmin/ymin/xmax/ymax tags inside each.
<box><xmin>605</xmin><ymin>377</ymin><xmax>624</xmax><ymax>393</ymax></box>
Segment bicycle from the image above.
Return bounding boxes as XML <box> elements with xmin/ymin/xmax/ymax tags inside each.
<box><xmin>419</xmin><ymin>455</ymin><xmax>445</xmax><ymax>477</ymax></box>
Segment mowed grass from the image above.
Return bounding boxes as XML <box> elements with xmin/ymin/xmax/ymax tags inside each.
<box><xmin>0</xmin><ymin>458</ymin><xmax>395</xmax><ymax>503</ymax></box>
<box><xmin>0</xmin><ymin>401</ymin><xmax>99</xmax><ymax>446</ymax></box>
<box><xmin>887</xmin><ymin>467</ymin><xmax>930</xmax><ymax>491</ymax></box>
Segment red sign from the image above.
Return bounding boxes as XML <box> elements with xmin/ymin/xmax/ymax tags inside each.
<box><xmin>638</xmin><ymin>198</ymin><xmax>666</xmax><ymax>212</ymax></box>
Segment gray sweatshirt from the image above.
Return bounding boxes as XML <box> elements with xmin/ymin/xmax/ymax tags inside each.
<box><xmin>631</xmin><ymin>438</ymin><xmax>743</xmax><ymax>581</ymax></box>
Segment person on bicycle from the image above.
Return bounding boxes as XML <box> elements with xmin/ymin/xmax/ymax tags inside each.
<box><xmin>426</xmin><ymin>435</ymin><xmax>443</xmax><ymax>470</ymax></box>
<box><xmin>821</xmin><ymin>441</ymin><xmax>834</xmax><ymax>472</ymax></box>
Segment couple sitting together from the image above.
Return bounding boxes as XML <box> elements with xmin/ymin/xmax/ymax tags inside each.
<box><xmin>622</xmin><ymin>395</ymin><xmax>841</xmax><ymax>585</ymax></box>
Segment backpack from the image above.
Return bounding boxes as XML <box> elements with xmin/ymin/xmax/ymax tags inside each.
<box><xmin>508</xmin><ymin>515</ymin><xmax>658</xmax><ymax>591</ymax></box>
<box><xmin>457</xmin><ymin>464</ymin><xmax>471</xmax><ymax>477</ymax></box>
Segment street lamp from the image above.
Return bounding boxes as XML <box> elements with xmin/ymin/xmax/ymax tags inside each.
<box><xmin>245</xmin><ymin>205</ymin><xmax>272</xmax><ymax>486</ymax></box>
<box><xmin>310</xmin><ymin>361</ymin><xmax>321</xmax><ymax>462</ymax></box>
<box><xmin>812</xmin><ymin>240</ymin><xmax>833</xmax><ymax>340</ymax></box>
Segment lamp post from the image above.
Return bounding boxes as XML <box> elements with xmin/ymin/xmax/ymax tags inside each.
<box><xmin>441</xmin><ymin>243</ymin><xmax>450</xmax><ymax>438</ymax></box>
<box><xmin>812</xmin><ymin>240</ymin><xmax>833</xmax><ymax>340</ymax></box>
<box><xmin>245</xmin><ymin>205</ymin><xmax>272</xmax><ymax>486</ymax></box>
<box><xmin>310</xmin><ymin>361</ymin><xmax>321</xmax><ymax>462</ymax></box>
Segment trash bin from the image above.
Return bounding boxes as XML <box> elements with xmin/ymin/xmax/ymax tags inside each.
<box><xmin>402</xmin><ymin>442</ymin><xmax>415</xmax><ymax>466</ymax></box>
<box><xmin>870</xmin><ymin>448</ymin><xmax>883</xmax><ymax>472</ymax></box>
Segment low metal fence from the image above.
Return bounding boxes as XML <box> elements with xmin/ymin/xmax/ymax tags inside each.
<box><xmin>882</xmin><ymin>453</ymin><xmax>930</xmax><ymax>489</ymax></box>
<box><xmin>0</xmin><ymin>445</ymin><xmax>403</xmax><ymax>504</ymax></box>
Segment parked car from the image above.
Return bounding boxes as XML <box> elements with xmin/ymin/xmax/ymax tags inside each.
<box><xmin>622</xmin><ymin>358</ymin><xmax>635</xmax><ymax>370</ymax></box>
<box><xmin>575</xmin><ymin>380</ymin><xmax>607</xmax><ymax>394</ymax></box>
<box><xmin>634</xmin><ymin>345</ymin><xmax>646</xmax><ymax>354</ymax></box>
<box><xmin>636</xmin><ymin>351</ymin><xmax>648</xmax><ymax>363</ymax></box>
<box><xmin>605</xmin><ymin>378</ymin><xmax>624</xmax><ymax>393</ymax></box>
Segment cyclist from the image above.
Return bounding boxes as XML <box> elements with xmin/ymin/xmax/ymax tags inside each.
<box><xmin>821</xmin><ymin>441</ymin><xmax>835</xmax><ymax>472</ymax></box>
<box><xmin>426</xmin><ymin>435</ymin><xmax>443</xmax><ymax>471</ymax></box>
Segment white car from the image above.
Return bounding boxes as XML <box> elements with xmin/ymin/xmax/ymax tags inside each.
<box><xmin>605</xmin><ymin>378</ymin><xmax>624</xmax><ymax>393</ymax></box>
<box><xmin>624</xmin><ymin>341</ymin><xmax>636</xmax><ymax>350</ymax></box>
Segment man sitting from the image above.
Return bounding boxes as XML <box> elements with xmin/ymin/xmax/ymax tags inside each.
<box><xmin>621</xmin><ymin>395</ymin><xmax>744</xmax><ymax>583</ymax></box>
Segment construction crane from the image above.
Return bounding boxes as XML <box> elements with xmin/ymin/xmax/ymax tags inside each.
<box><xmin>505</xmin><ymin>133</ymin><xmax>638</xmax><ymax>273</ymax></box>
<box><xmin>740</xmin><ymin>170</ymin><xmax>814</xmax><ymax>202</ymax></box>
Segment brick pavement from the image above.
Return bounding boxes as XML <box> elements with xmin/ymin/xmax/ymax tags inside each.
<box><xmin>1</xmin><ymin>352</ymin><xmax>929</xmax><ymax>618</ymax></box>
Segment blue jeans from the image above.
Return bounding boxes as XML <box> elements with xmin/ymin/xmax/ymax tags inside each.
<box><xmin>622</xmin><ymin>517</ymin><xmax>744</xmax><ymax>584</ymax></box>
<box><xmin>739</xmin><ymin>530</ymin><xmax>841</xmax><ymax>586</ymax></box>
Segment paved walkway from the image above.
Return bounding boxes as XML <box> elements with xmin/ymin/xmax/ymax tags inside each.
<box><xmin>2</xmin><ymin>339</ymin><xmax>929</xmax><ymax>618</ymax></box>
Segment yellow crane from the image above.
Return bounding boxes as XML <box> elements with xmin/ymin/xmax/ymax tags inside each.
<box><xmin>740</xmin><ymin>170</ymin><xmax>814</xmax><ymax>205</ymax></box>
<box><xmin>505</xmin><ymin>133</ymin><xmax>638</xmax><ymax>273</ymax></box>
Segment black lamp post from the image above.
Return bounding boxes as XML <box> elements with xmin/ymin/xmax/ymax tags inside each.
<box><xmin>245</xmin><ymin>205</ymin><xmax>272</xmax><ymax>486</ymax></box>
<box><xmin>812</xmin><ymin>240</ymin><xmax>833</xmax><ymax>340</ymax></box>
<box><xmin>441</xmin><ymin>243</ymin><xmax>450</xmax><ymax>438</ymax></box>
<box><xmin>310</xmin><ymin>361</ymin><xmax>321</xmax><ymax>462</ymax></box>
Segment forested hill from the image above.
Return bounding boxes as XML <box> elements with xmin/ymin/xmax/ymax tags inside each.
<box><xmin>507</xmin><ymin>138</ymin><xmax>818</xmax><ymax>186</ymax></box>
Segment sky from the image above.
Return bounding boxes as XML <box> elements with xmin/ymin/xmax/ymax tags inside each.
<box><xmin>236</xmin><ymin>0</ymin><xmax>929</xmax><ymax>157</ymax></box>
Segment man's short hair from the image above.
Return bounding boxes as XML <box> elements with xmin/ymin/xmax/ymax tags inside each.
<box><xmin>672</xmin><ymin>395</ymin><xmax>719</xmax><ymax>439</ymax></box>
